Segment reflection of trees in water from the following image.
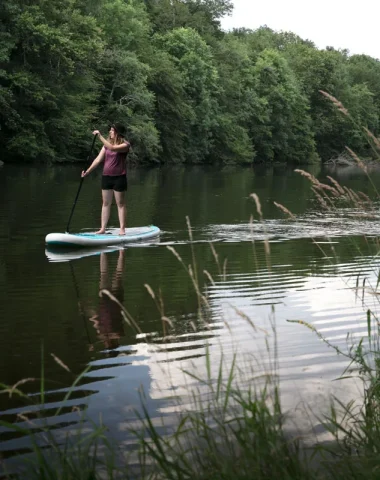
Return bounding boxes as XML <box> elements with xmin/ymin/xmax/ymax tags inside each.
<box><xmin>88</xmin><ymin>250</ymin><xmax>125</xmax><ymax>355</ymax></box>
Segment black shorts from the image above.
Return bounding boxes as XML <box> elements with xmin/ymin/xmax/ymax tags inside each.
<box><xmin>101</xmin><ymin>175</ymin><xmax>127</xmax><ymax>192</ymax></box>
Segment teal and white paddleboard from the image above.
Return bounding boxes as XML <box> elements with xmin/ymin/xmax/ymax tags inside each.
<box><xmin>45</xmin><ymin>225</ymin><xmax>160</xmax><ymax>248</ymax></box>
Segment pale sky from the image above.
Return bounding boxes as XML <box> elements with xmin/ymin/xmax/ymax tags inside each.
<box><xmin>221</xmin><ymin>0</ymin><xmax>380</xmax><ymax>60</ymax></box>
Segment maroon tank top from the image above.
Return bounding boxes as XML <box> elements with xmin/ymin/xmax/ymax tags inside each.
<box><xmin>103</xmin><ymin>143</ymin><xmax>130</xmax><ymax>176</ymax></box>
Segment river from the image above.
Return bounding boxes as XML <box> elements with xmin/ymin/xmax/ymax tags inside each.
<box><xmin>1</xmin><ymin>162</ymin><xmax>380</xmax><ymax>465</ymax></box>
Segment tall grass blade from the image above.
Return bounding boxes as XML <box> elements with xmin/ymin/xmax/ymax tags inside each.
<box><xmin>367</xmin><ymin>309</ymin><xmax>372</xmax><ymax>342</ymax></box>
<box><xmin>40</xmin><ymin>341</ymin><xmax>44</xmax><ymax>405</ymax></box>
<box><xmin>223</xmin><ymin>353</ymin><xmax>236</xmax><ymax>416</ymax></box>
<box><xmin>54</xmin><ymin>366</ymin><xmax>91</xmax><ymax>417</ymax></box>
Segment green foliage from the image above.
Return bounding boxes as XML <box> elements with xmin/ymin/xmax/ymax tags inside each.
<box><xmin>93</xmin><ymin>0</ymin><xmax>160</xmax><ymax>163</ymax></box>
<box><xmin>1</xmin><ymin>0</ymin><xmax>103</xmax><ymax>162</ymax></box>
<box><xmin>210</xmin><ymin>34</ymin><xmax>256</xmax><ymax>163</ymax></box>
<box><xmin>251</xmin><ymin>49</ymin><xmax>318</xmax><ymax>164</ymax></box>
<box><xmin>348</xmin><ymin>54</ymin><xmax>380</xmax><ymax>111</ymax></box>
<box><xmin>155</xmin><ymin>27</ymin><xmax>219</xmax><ymax>162</ymax></box>
<box><xmin>147</xmin><ymin>49</ymin><xmax>191</xmax><ymax>163</ymax></box>
<box><xmin>145</xmin><ymin>0</ymin><xmax>232</xmax><ymax>39</ymax></box>
<box><xmin>212</xmin><ymin>114</ymin><xmax>255</xmax><ymax>164</ymax></box>
<box><xmin>2</xmin><ymin>0</ymin><xmax>380</xmax><ymax>164</ymax></box>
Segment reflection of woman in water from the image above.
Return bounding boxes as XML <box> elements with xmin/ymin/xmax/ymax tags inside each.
<box><xmin>89</xmin><ymin>249</ymin><xmax>125</xmax><ymax>354</ymax></box>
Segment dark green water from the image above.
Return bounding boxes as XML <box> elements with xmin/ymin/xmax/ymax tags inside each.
<box><xmin>1</xmin><ymin>162</ymin><xmax>380</xmax><ymax>457</ymax></box>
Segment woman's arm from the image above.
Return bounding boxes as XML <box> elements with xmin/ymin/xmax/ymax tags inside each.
<box><xmin>81</xmin><ymin>147</ymin><xmax>105</xmax><ymax>177</ymax></box>
<box><xmin>93</xmin><ymin>130</ymin><xmax>130</xmax><ymax>152</ymax></box>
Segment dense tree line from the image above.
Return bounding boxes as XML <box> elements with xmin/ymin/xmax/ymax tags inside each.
<box><xmin>1</xmin><ymin>0</ymin><xmax>380</xmax><ymax>165</ymax></box>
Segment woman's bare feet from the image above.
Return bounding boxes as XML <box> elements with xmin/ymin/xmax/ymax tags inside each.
<box><xmin>119</xmin><ymin>228</ymin><xmax>126</xmax><ymax>236</ymax></box>
<box><xmin>95</xmin><ymin>229</ymin><xmax>106</xmax><ymax>234</ymax></box>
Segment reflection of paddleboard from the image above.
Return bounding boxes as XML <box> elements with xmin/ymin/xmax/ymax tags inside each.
<box><xmin>45</xmin><ymin>246</ymin><xmax>121</xmax><ymax>262</ymax></box>
<box><xmin>45</xmin><ymin>225</ymin><xmax>160</xmax><ymax>248</ymax></box>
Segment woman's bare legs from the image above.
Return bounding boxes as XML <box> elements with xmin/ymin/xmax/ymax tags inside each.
<box><xmin>96</xmin><ymin>190</ymin><xmax>113</xmax><ymax>234</ymax></box>
<box><xmin>114</xmin><ymin>190</ymin><xmax>127</xmax><ymax>235</ymax></box>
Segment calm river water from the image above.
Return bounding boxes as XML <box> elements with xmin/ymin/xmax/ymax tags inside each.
<box><xmin>1</xmin><ymin>162</ymin><xmax>380</xmax><ymax>463</ymax></box>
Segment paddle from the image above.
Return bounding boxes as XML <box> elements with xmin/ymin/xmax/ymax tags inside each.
<box><xmin>66</xmin><ymin>134</ymin><xmax>98</xmax><ymax>233</ymax></box>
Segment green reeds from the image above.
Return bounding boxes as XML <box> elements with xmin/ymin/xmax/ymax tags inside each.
<box><xmin>128</xmin><ymin>347</ymin><xmax>316</xmax><ymax>480</ymax></box>
<box><xmin>285</xmin><ymin>91</ymin><xmax>380</xmax><ymax>476</ymax></box>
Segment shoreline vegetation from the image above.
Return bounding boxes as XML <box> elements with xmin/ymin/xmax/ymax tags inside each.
<box><xmin>2</xmin><ymin>0</ymin><xmax>380</xmax><ymax>166</ymax></box>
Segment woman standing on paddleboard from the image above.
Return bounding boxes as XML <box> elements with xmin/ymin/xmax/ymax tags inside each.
<box><xmin>82</xmin><ymin>123</ymin><xmax>130</xmax><ymax>235</ymax></box>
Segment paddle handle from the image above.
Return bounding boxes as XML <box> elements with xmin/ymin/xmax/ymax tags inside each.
<box><xmin>66</xmin><ymin>134</ymin><xmax>98</xmax><ymax>233</ymax></box>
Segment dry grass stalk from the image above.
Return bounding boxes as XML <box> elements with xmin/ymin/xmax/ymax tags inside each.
<box><xmin>186</xmin><ymin>216</ymin><xmax>193</xmax><ymax>242</ymax></box>
<box><xmin>345</xmin><ymin>147</ymin><xmax>368</xmax><ymax>173</ymax></box>
<box><xmin>319</xmin><ymin>90</ymin><xmax>349</xmax><ymax>116</ymax></box>
<box><xmin>223</xmin><ymin>319</ymin><xmax>233</xmax><ymax>334</ymax></box>
<box><xmin>203</xmin><ymin>269</ymin><xmax>215</xmax><ymax>286</ymax></box>
<box><xmin>357</xmin><ymin>191</ymin><xmax>372</xmax><ymax>204</ymax></box>
<box><xmin>363</xmin><ymin>127</ymin><xmax>380</xmax><ymax>151</ymax></box>
<box><xmin>313</xmin><ymin>182</ymin><xmax>340</xmax><ymax>197</ymax></box>
<box><xmin>145</xmin><ymin>283</ymin><xmax>155</xmax><ymax>300</ymax></box>
<box><xmin>347</xmin><ymin>187</ymin><xmax>363</xmax><ymax>205</ymax></box>
<box><xmin>263</xmin><ymin>239</ymin><xmax>270</xmax><ymax>257</ymax></box>
<box><xmin>343</xmin><ymin>186</ymin><xmax>357</xmax><ymax>204</ymax></box>
<box><xmin>168</xmin><ymin>239</ymin><xmax>211</xmax><ymax>321</ymax></box>
<box><xmin>209</xmin><ymin>242</ymin><xmax>221</xmax><ymax>272</ymax></box>
<box><xmin>327</xmin><ymin>176</ymin><xmax>346</xmax><ymax>195</ymax></box>
<box><xmin>158</xmin><ymin>288</ymin><xmax>165</xmax><ymax>313</ymax></box>
<box><xmin>294</xmin><ymin>169</ymin><xmax>320</xmax><ymax>186</ymax></box>
<box><xmin>311</xmin><ymin>187</ymin><xmax>330</xmax><ymax>210</ymax></box>
<box><xmin>250</xmin><ymin>193</ymin><xmax>263</xmax><ymax>219</ymax></box>
<box><xmin>101</xmin><ymin>288</ymin><xmax>143</xmax><ymax>334</ymax></box>
<box><xmin>250</xmin><ymin>195</ymin><xmax>271</xmax><ymax>270</ymax></box>
<box><xmin>223</xmin><ymin>258</ymin><xmax>228</xmax><ymax>282</ymax></box>
<box><xmin>167</xmin><ymin>246</ymin><xmax>184</xmax><ymax>266</ymax></box>
<box><xmin>121</xmin><ymin>311</ymin><xmax>132</xmax><ymax>328</ymax></box>
<box><xmin>8</xmin><ymin>378</ymin><xmax>36</xmax><ymax>398</ymax></box>
<box><xmin>313</xmin><ymin>185</ymin><xmax>336</xmax><ymax>208</ymax></box>
<box><xmin>273</xmin><ymin>202</ymin><xmax>295</xmax><ymax>220</ymax></box>
<box><xmin>348</xmin><ymin>188</ymin><xmax>373</xmax><ymax>211</ymax></box>
<box><xmin>50</xmin><ymin>354</ymin><xmax>71</xmax><ymax>373</ymax></box>
<box><xmin>230</xmin><ymin>305</ymin><xmax>269</xmax><ymax>335</ymax></box>
<box><xmin>188</xmin><ymin>264</ymin><xmax>210</xmax><ymax>309</ymax></box>
<box><xmin>16</xmin><ymin>413</ymin><xmax>32</xmax><ymax>424</ymax></box>
<box><xmin>161</xmin><ymin>316</ymin><xmax>174</xmax><ymax>328</ymax></box>
<box><xmin>121</xmin><ymin>311</ymin><xmax>143</xmax><ymax>334</ymax></box>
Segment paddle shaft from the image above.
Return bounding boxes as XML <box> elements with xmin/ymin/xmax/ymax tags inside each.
<box><xmin>66</xmin><ymin>134</ymin><xmax>98</xmax><ymax>233</ymax></box>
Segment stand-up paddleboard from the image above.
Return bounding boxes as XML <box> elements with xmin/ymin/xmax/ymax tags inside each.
<box><xmin>45</xmin><ymin>225</ymin><xmax>160</xmax><ymax>248</ymax></box>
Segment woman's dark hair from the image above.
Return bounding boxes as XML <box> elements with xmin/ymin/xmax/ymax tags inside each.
<box><xmin>110</xmin><ymin>123</ymin><xmax>126</xmax><ymax>138</ymax></box>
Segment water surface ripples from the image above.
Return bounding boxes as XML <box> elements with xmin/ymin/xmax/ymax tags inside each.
<box><xmin>1</xmin><ymin>164</ymin><xmax>380</xmax><ymax>462</ymax></box>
